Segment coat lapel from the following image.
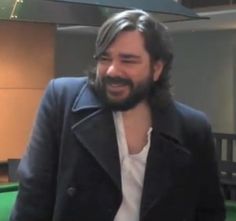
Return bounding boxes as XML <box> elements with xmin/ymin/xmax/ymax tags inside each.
<box><xmin>71</xmin><ymin>83</ymin><xmax>121</xmax><ymax>191</ymax></box>
<box><xmin>70</xmin><ymin>82</ymin><xmax>193</xmax><ymax>218</ymax></box>
<box><xmin>140</xmin><ymin>101</ymin><xmax>192</xmax><ymax>219</ymax></box>
<box><xmin>140</xmin><ymin>132</ymin><xmax>192</xmax><ymax>218</ymax></box>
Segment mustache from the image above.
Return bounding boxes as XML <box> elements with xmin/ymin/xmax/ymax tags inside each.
<box><xmin>102</xmin><ymin>76</ymin><xmax>132</xmax><ymax>86</ymax></box>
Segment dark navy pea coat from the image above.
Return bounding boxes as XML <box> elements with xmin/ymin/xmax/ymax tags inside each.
<box><xmin>10</xmin><ymin>77</ymin><xmax>225</xmax><ymax>221</ymax></box>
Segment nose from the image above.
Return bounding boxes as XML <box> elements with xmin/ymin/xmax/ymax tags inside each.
<box><xmin>106</xmin><ymin>61</ymin><xmax>121</xmax><ymax>77</ymax></box>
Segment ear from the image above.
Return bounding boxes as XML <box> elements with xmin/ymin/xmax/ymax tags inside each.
<box><xmin>153</xmin><ymin>60</ymin><xmax>164</xmax><ymax>82</ymax></box>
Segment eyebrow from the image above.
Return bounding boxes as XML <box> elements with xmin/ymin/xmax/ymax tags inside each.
<box><xmin>119</xmin><ymin>53</ymin><xmax>141</xmax><ymax>60</ymax></box>
<box><xmin>101</xmin><ymin>51</ymin><xmax>141</xmax><ymax>61</ymax></box>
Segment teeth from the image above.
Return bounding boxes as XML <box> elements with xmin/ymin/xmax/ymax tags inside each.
<box><xmin>110</xmin><ymin>83</ymin><xmax>122</xmax><ymax>87</ymax></box>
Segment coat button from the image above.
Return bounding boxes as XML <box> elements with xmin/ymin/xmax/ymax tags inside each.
<box><xmin>67</xmin><ymin>187</ymin><xmax>77</xmax><ymax>197</ymax></box>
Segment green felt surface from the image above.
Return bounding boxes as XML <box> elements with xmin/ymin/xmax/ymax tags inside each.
<box><xmin>0</xmin><ymin>183</ymin><xmax>236</xmax><ymax>221</ymax></box>
<box><xmin>225</xmin><ymin>200</ymin><xmax>236</xmax><ymax>221</ymax></box>
<box><xmin>0</xmin><ymin>182</ymin><xmax>18</xmax><ymax>193</ymax></box>
<box><xmin>0</xmin><ymin>190</ymin><xmax>17</xmax><ymax>221</ymax></box>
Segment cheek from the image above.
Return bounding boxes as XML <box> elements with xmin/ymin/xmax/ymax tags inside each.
<box><xmin>96</xmin><ymin>64</ymin><xmax>108</xmax><ymax>78</ymax></box>
<box><xmin>130</xmin><ymin>66</ymin><xmax>152</xmax><ymax>82</ymax></box>
<box><xmin>96</xmin><ymin>65</ymin><xmax>104</xmax><ymax>78</ymax></box>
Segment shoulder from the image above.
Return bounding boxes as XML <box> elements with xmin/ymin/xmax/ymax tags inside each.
<box><xmin>40</xmin><ymin>76</ymin><xmax>91</xmax><ymax>110</ymax></box>
<box><xmin>174</xmin><ymin>101</ymin><xmax>209</xmax><ymax>126</ymax></box>
<box><xmin>50</xmin><ymin>76</ymin><xmax>88</xmax><ymax>92</ymax></box>
<box><xmin>169</xmin><ymin>102</ymin><xmax>216</xmax><ymax>156</ymax></box>
<box><xmin>173</xmin><ymin>101</ymin><xmax>212</xmax><ymax>140</ymax></box>
<box><xmin>45</xmin><ymin>76</ymin><xmax>89</xmax><ymax>100</ymax></box>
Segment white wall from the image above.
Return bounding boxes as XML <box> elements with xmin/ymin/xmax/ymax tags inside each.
<box><xmin>172</xmin><ymin>30</ymin><xmax>236</xmax><ymax>133</ymax></box>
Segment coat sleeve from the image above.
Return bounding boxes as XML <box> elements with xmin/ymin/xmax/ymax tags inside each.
<box><xmin>195</xmin><ymin>119</ymin><xmax>226</xmax><ymax>221</ymax></box>
<box><xmin>10</xmin><ymin>80</ymin><xmax>60</xmax><ymax>221</ymax></box>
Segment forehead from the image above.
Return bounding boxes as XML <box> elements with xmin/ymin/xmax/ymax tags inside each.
<box><xmin>106</xmin><ymin>30</ymin><xmax>147</xmax><ymax>55</ymax></box>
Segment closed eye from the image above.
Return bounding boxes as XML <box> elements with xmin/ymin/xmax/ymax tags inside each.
<box><xmin>120</xmin><ymin>54</ymin><xmax>141</xmax><ymax>64</ymax></box>
<box><xmin>121</xmin><ymin>59</ymin><xmax>140</xmax><ymax>64</ymax></box>
<box><xmin>98</xmin><ymin>55</ymin><xmax>111</xmax><ymax>62</ymax></box>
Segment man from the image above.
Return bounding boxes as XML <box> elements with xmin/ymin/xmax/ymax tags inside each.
<box><xmin>11</xmin><ymin>9</ymin><xmax>225</xmax><ymax>221</ymax></box>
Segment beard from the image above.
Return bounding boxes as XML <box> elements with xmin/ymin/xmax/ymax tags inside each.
<box><xmin>93</xmin><ymin>74</ymin><xmax>154</xmax><ymax>111</ymax></box>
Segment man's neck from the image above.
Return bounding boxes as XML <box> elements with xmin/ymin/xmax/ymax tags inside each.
<box><xmin>121</xmin><ymin>101</ymin><xmax>152</xmax><ymax>154</ymax></box>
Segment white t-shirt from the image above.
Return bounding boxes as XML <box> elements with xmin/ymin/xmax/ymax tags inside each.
<box><xmin>113</xmin><ymin>111</ymin><xmax>152</xmax><ymax>221</ymax></box>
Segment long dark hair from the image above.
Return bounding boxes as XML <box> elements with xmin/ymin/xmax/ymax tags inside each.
<box><xmin>89</xmin><ymin>9</ymin><xmax>174</xmax><ymax>107</ymax></box>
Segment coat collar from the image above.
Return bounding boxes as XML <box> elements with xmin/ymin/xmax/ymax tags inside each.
<box><xmin>71</xmin><ymin>81</ymin><xmax>184</xmax><ymax>145</ymax></box>
<box><xmin>72</xmin><ymin>81</ymin><xmax>103</xmax><ymax>112</ymax></box>
<box><xmin>152</xmin><ymin>101</ymin><xmax>184</xmax><ymax>145</ymax></box>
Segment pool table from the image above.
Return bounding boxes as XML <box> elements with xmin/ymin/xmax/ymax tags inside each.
<box><xmin>0</xmin><ymin>183</ymin><xmax>236</xmax><ymax>221</ymax></box>
<box><xmin>0</xmin><ymin>183</ymin><xmax>18</xmax><ymax>221</ymax></box>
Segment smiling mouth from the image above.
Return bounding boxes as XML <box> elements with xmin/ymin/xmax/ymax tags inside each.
<box><xmin>108</xmin><ymin>83</ymin><xmax>126</xmax><ymax>87</ymax></box>
<box><xmin>106</xmin><ymin>83</ymin><xmax>129</xmax><ymax>95</ymax></box>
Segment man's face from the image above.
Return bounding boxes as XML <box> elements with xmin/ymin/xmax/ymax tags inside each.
<box><xmin>95</xmin><ymin>30</ymin><xmax>163</xmax><ymax>111</ymax></box>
